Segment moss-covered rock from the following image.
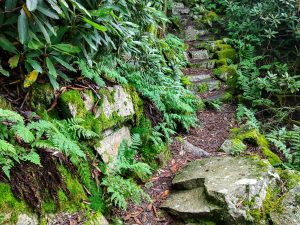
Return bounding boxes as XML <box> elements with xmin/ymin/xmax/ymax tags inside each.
<box><xmin>213</xmin><ymin>65</ymin><xmax>237</xmax><ymax>81</ymax></box>
<box><xmin>231</xmin><ymin>128</ymin><xmax>282</xmax><ymax>165</ymax></box>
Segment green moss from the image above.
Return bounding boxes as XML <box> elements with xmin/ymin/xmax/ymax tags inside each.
<box><xmin>215</xmin><ymin>58</ymin><xmax>228</xmax><ymax>66</ymax></box>
<box><xmin>124</xmin><ymin>85</ymin><xmax>144</xmax><ymax>125</ymax></box>
<box><xmin>232</xmin><ymin>129</ymin><xmax>282</xmax><ymax>165</ymax></box>
<box><xmin>263</xmin><ymin>187</ymin><xmax>283</xmax><ymax>216</ymax></box>
<box><xmin>31</xmin><ymin>83</ymin><xmax>55</xmax><ymax>107</ymax></box>
<box><xmin>278</xmin><ymin>169</ymin><xmax>300</xmax><ymax>190</ymax></box>
<box><xmin>198</xmin><ymin>83</ymin><xmax>209</xmax><ymax>94</ymax></box>
<box><xmin>0</xmin><ymin>96</ymin><xmax>12</xmax><ymax>110</ymax></box>
<box><xmin>213</xmin><ymin>65</ymin><xmax>237</xmax><ymax>81</ymax></box>
<box><xmin>181</xmin><ymin>76</ymin><xmax>192</xmax><ymax>86</ymax></box>
<box><xmin>0</xmin><ymin>183</ymin><xmax>30</xmax><ymax>223</ymax></box>
<box><xmin>59</xmin><ymin>90</ymin><xmax>87</xmax><ymax>118</ymax></box>
<box><xmin>217</xmin><ymin>49</ymin><xmax>237</xmax><ymax>62</ymax></box>
<box><xmin>202</xmin><ymin>11</ymin><xmax>219</xmax><ymax>23</ymax></box>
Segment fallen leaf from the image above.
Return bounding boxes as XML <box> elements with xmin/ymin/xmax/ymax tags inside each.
<box><xmin>161</xmin><ymin>190</ymin><xmax>170</xmax><ymax>198</ymax></box>
<box><xmin>24</xmin><ymin>70</ymin><xmax>38</xmax><ymax>88</ymax></box>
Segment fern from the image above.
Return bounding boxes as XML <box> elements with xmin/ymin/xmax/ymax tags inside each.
<box><xmin>77</xmin><ymin>59</ymin><xmax>106</xmax><ymax>87</ymax></box>
<box><xmin>11</xmin><ymin>124</ymin><xmax>35</xmax><ymax>144</ymax></box>
<box><xmin>236</xmin><ymin>104</ymin><xmax>261</xmax><ymax>130</ymax></box>
<box><xmin>102</xmin><ymin>175</ymin><xmax>150</xmax><ymax>210</ymax></box>
<box><xmin>267</xmin><ymin>126</ymin><xmax>300</xmax><ymax>169</ymax></box>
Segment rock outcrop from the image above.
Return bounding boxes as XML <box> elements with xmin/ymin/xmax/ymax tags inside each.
<box><xmin>270</xmin><ymin>184</ymin><xmax>300</xmax><ymax>225</ymax></box>
<box><xmin>161</xmin><ymin>156</ymin><xmax>280</xmax><ymax>224</ymax></box>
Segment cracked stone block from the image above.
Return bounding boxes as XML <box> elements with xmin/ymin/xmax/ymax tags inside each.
<box><xmin>95</xmin><ymin>126</ymin><xmax>131</xmax><ymax>164</ymax></box>
<box><xmin>167</xmin><ymin>157</ymin><xmax>279</xmax><ymax>223</ymax></box>
<box><xmin>190</xmin><ymin>50</ymin><xmax>209</xmax><ymax>60</ymax></box>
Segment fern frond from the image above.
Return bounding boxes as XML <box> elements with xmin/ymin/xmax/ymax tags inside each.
<box><xmin>11</xmin><ymin>124</ymin><xmax>35</xmax><ymax>144</ymax></box>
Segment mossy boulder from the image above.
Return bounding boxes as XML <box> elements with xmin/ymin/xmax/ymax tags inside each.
<box><xmin>213</xmin><ymin>65</ymin><xmax>237</xmax><ymax>82</ymax></box>
<box><xmin>231</xmin><ymin>128</ymin><xmax>282</xmax><ymax>165</ymax></box>
<box><xmin>30</xmin><ymin>83</ymin><xmax>58</xmax><ymax>120</ymax></box>
<box><xmin>220</xmin><ymin>138</ymin><xmax>247</xmax><ymax>155</ymax></box>
<box><xmin>58</xmin><ymin>85</ymin><xmax>137</xmax><ymax>134</ymax></box>
<box><xmin>270</xmin><ymin>183</ymin><xmax>300</xmax><ymax>225</ymax></box>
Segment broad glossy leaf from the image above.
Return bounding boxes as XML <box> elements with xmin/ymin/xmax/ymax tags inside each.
<box><xmin>18</xmin><ymin>9</ymin><xmax>29</xmax><ymax>44</ymax></box>
<box><xmin>37</xmin><ymin>5</ymin><xmax>59</xmax><ymax>19</ymax></box>
<box><xmin>46</xmin><ymin>57</ymin><xmax>57</xmax><ymax>78</ymax></box>
<box><xmin>49</xmin><ymin>74</ymin><xmax>60</xmax><ymax>90</ymax></box>
<box><xmin>24</xmin><ymin>70</ymin><xmax>39</xmax><ymax>88</ymax></box>
<box><xmin>52</xmin><ymin>44</ymin><xmax>81</xmax><ymax>53</ymax></box>
<box><xmin>53</xmin><ymin>56</ymin><xmax>76</xmax><ymax>72</ymax></box>
<box><xmin>70</xmin><ymin>0</ymin><xmax>91</xmax><ymax>17</ymax></box>
<box><xmin>5</xmin><ymin>0</ymin><xmax>17</xmax><ymax>11</ymax></box>
<box><xmin>82</xmin><ymin>17</ymin><xmax>107</xmax><ymax>32</ymax></box>
<box><xmin>26</xmin><ymin>58</ymin><xmax>43</xmax><ymax>73</ymax></box>
<box><xmin>48</xmin><ymin>0</ymin><xmax>63</xmax><ymax>16</ymax></box>
<box><xmin>26</xmin><ymin>0</ymin><xmax>38</xmax><ymax>11</ymax></box>
<box><xmin>0</xmin><ymin>64</ymin><xmax>9</xmax><ymax>77</ymax></box>
<box><xmin>33</xmin><ymin>15</ymin><xmax>51</xmax><ymax>43</ymax></box>
<box><xmin>8</xmin><ymin>55</ymin><xmax>20</xmax><ymax>69</ymax></box>
<box><xmin>0</xmin><ymin>36</ymin><xmax>17</xmax><ymax>53</ymax></box>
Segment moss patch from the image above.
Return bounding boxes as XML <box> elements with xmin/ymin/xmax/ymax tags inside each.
<box><xmin>59</xmin><ymin>90</ymin><xmax>87</xmax><ymax>118</ymax></box>
<box><xmin>124</xmin><ymin>85</ymin><xmax>144</xmax><ymax>125</ymax></box>
<box><xmin>0</xmin><ymin>182</ymin><xmax>30</xmax><ymax>223</ymax></box>
<box><xmin>198</xmin><ymin>83</ymin><xmax>209</xmax><ymax>94</ymax></box>
<box><xmin>232</xmin><ymin>128</ymin><xmax>282</xmax><ymax>165</ymax></box>
<box><xmin>213</xmin><ymin>65</ymin><xmax>237</xmax><ymax>81</ymax></box>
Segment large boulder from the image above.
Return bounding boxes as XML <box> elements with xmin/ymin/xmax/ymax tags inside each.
<box><xmin>58</xmin><ymin>85</ymin><xmax>136</xmax><ymax>133</ymax></box>
<box><xmin>95</xmin><ymin>126</ymin><xmax>131</xmax><ymax>164</ymax></box>
<box><xmin>270</xmin><ymin>184</ymin><xmax>300</xmax><ymax>225</ymax></box>
<box><xmin>161</xmin><ymin>157</ymin><xmax>280</xmax><ymax>224</ymax></box>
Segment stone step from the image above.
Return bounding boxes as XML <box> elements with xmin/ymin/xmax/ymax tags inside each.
<box><xmin>185</xmin><ymin>26</ymin><xmax>208</xmax><ymax>42</ymax></box>
<box><xmin>172</xmin><ymin>2</ymin><xmax>190</xmax><ymax>15</ymax></box>
<box><xmin>191</xmin><ymin>80</ymin><xmax>221</xmax><ymax>93</ymax></box>
<box><xmin>164</xmin><ymin>157</ymin><xmax>279</xmax><ymax>223</ymax></box>
<box><xmin>187</xmin><ymin>74</ymin><xmax>211</xmax><ymax>83</ymax></box>
<box><xmin>189</xmin><ymin>50</ymin><xmax>209</xmax><ymax>61</ymax></box>
<box><xmin>160</xmin><ymin>187</ymin><xmax>222</xmax><ymax>218</ymax></box>
<box><xmin>190</xmin><ymin>60</ymin><xmax>215</xmax><ymax>69</ymax></box>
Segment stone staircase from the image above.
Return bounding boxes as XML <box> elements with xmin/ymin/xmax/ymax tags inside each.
<box><xmin>173</xmin><ymin>2</ymin><xmax>226</xmax><ymax>100</ymax></box>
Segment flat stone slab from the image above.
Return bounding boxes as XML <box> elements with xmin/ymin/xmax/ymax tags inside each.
<box><xmin>188</xmin><ymin>74</ymin><xmax>211</xmax><ymax>83</ymax></box>
<box><xmin>271</xmin><ymin>183</ymin><xmax>300</xmax><ymax>225</ymax></box>
<box><xmin>191</xmin><ymin>60</ymin><xmax>215</xmax><ymax>69</ymax></box>
<box><xmin>161</xmin><ymin>187</ymin><xmax>221</xmax><ymax>218</ymax></box>
<box><xmin>190</xmin><ymin>50</ymin><xmax>209</xmax><ymax>60</ymax></box>
<box><xmin>172</xmin><ymin>157</ymin><xmax>279</xmax><ymax>222</ymax></box>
